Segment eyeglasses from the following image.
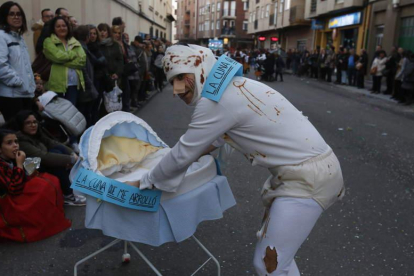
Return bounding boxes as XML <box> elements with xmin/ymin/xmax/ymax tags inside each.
<box><xmin>42</xmin><ymin>15</ymin><xmax>54</xmax><ymax>19</ymax></box>
<box><xmin>24</xmin><ymin>121</ymin><xmax>38</xmax><ymax>126</ymax></box>
<box><xmin>8</xmin><ymin>12</ymin><xmax>22</xmax><ymax>18</ymax></box>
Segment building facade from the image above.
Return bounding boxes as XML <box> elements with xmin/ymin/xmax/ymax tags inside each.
<box><xmin>248</xmin><ymin>0</ymin><xmax>313</xmax><ymax>51</ymax></box>
<box><xmin>175</xmin><ymin>0</ymin><xmax>253</xmax><ymax>49</ymax></box>
<box><xmin>367</xmin><ymin>0</ymin><xmax>414</xmax><ymax>55</ymax></box>
<box><xmin>8</xmin><ymin>0</ymin><xmax>174</xmax><ymax>59</ymax></box>
<box><xmin>305</xmin><ymin>0</ymin><xmax>369</xmax><ymax>52</ymax></box>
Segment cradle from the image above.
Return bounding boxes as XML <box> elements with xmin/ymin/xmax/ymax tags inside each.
<box><xmin>70</xmin><ymin>112</ymin><xmax>236</xmax><ymax>275</ymax></box>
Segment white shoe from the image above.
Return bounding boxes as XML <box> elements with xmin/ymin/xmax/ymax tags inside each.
<box><xmin>64</xmin><ymin>194</ymin><xmax>86</xmax><ymax>206</ymax></box>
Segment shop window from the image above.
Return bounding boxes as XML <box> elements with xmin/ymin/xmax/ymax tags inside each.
<box><xmin>297</xmin><ymin>40</ymin><xmax>306</xmax><ymax>52</ymax></box>
<box><xmin>399</xmin><ymin>17</ymin><xmax>414</xmax><ymax>51</ymax></box>
<box><xmin>340</xmin><ymin>28</ymin><xmax>358</xmax><ymax>49</ymax></box>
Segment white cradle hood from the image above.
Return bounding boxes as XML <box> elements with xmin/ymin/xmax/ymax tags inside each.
<box><xmin>74</xmin><ymin>111</ymin><xmax>218</xmax><ymax>200</ymax></box>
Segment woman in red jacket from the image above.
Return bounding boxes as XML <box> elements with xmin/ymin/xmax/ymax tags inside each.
<box><xmin>0</xmin><ymin>129</ymin><xmax>71</xmax><ymax>242</ymax></box>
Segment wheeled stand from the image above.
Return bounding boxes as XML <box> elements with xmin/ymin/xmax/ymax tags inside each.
<box><xmin>74</xmin><ymin>235</ymin><xmax>220</xmax><ymax>276</ymax></box>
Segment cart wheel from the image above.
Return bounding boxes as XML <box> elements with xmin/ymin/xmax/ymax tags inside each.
<box><xmin>122</xmin><ymin>253</ymin><xmax>131</xmax><ymax>264</ymax></box>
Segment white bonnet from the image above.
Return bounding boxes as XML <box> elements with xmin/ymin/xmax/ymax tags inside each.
<box><xmin>162</xmin><ymin>44</ymin><xmax>217</xmax><ymax>104</ymax></box>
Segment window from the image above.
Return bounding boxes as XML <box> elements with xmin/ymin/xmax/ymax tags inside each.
<box><xmin>230</xmin><ymin>1</ymin><xmax>236</xmax><ymax>16</ymax></box>
<box><xmin>155</xmin><ymin>29</ymin><xmax>159</xmax><ymax>37</ymax></box>
<box><xmin>243</xmin><ymin>20</ymin><xmax>248</xmax><ymax>31</ymax></box>
<box><xmin>217</xmin><ymin>20</ymin><xmax>220</xmax><ymax>30</ymax></box>
<box><xmin>223</xmin><ymin>1</ymin><xmax>229</xmax><ymax>16</ymax></box>
<box><xmin>205</xmin><ymin>21</ymin><xmax>210</xmax><ymax>31</ymax></box>
<box><xmin>249</xmin><ymin>12</ymin><xmax>253</xmax><ymax>23</ymax></box>
<box><xmin>336</xmin><ymin>0</ymin><xmax>344</xmax><ymax>3</ymax></box>
<box><xmin>244</xmin><ymin>1</ymin><xmax>249</xmax><ymax>11</ymax></box>
<box><xmin>285</xmin><ymin>0</ymin><xmax>291</xmax><ymax>10</ymax></box>
<box><xmin>199</xmin><ymin>8</ymin><xmax>202</xmax><ymax>15</ymax></box>
<box><xmin>280</xmin><ymin>0</ymin><xmax>284</xmax><ymax>13</ymax></box>
<box><xmin>261</xmin><ymin>6</ymin><xmax>265</xmax><ymax>19</ymax></box>
<box><xmin>375</xmin><ymin>25</ymin><xmax>384</xmax><ymax>47</ymax></box>
<box><xmin>212</xmin><ymin>3</ymin><xmax>215</xmax><ymax>12</ymax></box>
<box><xmin>266</xmin><ymin>5</ymin><xmax>270</xmax><ymax>18</ymax></box>
<box><xmin>274</xmin><ymin>3</ymin><xmax>278</xmax><ymax>24</ymax></box>
<box><xmin>230</xmin><ymin>20</ymin><xmax>235</xmax><ymax>27</ymax></box>
<box><xmin>217</xmin><ymin>2</ymin><xmax>221</xmax><ymax>11</ymax></box>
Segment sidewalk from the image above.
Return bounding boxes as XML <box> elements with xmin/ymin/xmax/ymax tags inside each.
<box><xmin>281</xmin><ymin>69</ymin><xmax>414</xmax><ymax>118</ymax></box>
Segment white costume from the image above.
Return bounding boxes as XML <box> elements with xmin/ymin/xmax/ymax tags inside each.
<box><xmin>140</xmin><ymin>45</ymin><xmax>344</xmax><ymax>275</ymax></box>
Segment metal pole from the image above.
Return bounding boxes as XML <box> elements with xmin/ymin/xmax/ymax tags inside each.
<box><xmin>192</xmin><ymin>235</ymin><xmax>221</xmax><ymax>276</ymax></box>
<box><xmin>74</xmin><ymin>239</ymin><xmax>122</xmax><ymax>276</ymax></box>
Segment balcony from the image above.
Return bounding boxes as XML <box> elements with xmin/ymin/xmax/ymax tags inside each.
<box><xmin>220</xmin><ymin>26</ymin><xmax>236</xmax><ymax>37</ymax></box>
<box><xmin>222</xmin><ymin>9</ymin><xmax>236</xmax><ymax>19</ymax></box>
<box><xmin>289</xmin><ymin>5</ymin><xmax>309</xmax><ymax>26</ymax></box>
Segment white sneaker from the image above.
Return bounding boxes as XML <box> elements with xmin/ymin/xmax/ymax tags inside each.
<box><xmin>64</xmin><ymin>194</ymin><xmax>86</xmax><ymax>206</ymax></box>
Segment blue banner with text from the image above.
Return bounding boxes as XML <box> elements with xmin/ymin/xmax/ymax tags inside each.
<box><xmin>71</xmin><ymin>168</ymin><xmax>161</xmax><ymax>212</ymax></box>
<box><xmin>201</xmin><ymin>55</ymin><xmax>243</xmax><ymax>102</ymax></box>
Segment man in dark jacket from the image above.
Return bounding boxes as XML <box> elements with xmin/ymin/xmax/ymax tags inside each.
<box><xmin>401</xmin><ymin>51</ymin><xmax>414</xmax><ymax>105</ymax></box>
<box><xmin>385</xmin><ymin>46</ymin><xmax>401</xmax><ymax>95</ymax></box>
<box><xmin>131</xmin><ymin>36</ymin><xmax>148</xmax><ymax>105</ymax></box>
<box><xmin>73</xmin><ymin>25</ymin><xmax>98</xmax><ymax>127</ymax></box>
<box><xmin>356</xmin><ymin>49</ymin><xmax>368</xmax><ymax>88</ymax></box>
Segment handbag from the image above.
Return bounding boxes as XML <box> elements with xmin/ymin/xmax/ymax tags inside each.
<box><xmin>103</xmin><ymin>81</ymin><xmax>123</xmax><ymax>113</ymax></box>
<box><xmin>370</xmin><ymin>66</ymin><xmax>377</xmax><ymax>75</ymax></box>
<box><xmin>32</xmin><ymin>52</ymin><xmax>52</xmax><ymax>81</ymax></box>
<box><xmin>356</xmin><ymin>62</ymin><xmax>363</xmax><ymax>70</ymax></box>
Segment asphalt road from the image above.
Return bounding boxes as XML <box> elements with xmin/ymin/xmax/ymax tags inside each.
<box><xmin>1</xmin><ymin>74</ymin><xmax>413</xmax><ymax>276</ymax></box>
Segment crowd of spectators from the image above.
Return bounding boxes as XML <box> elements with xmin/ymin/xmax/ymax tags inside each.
<box><xmin>0</xmin><ymin>1</ymin><xmax>171</xmax><ymax>242</ymax></box>
<box><xmin>221</xmin><ymin>44</ymin><xmax>414</xmax><ymax>107</ymax></box>
<box><xmin>248</xmin><ymin>45</ymin><xmax>414</xmax><ymax>106</ymax></box>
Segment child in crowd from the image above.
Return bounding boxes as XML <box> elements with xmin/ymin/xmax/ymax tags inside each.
<box><xmin>0</xmin><ymin>129</ymin><xmax>71</xmax><ymax>242</ymax></box>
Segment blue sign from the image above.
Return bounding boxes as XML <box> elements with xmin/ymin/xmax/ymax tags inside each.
<box><xmin>208</xmin><ymin>39</ymin><xmax>224</xmax><ymax>52</ymax></box>
<box><xmin>71</xmin><ymin>168</ymin><xmax>162</xmax><ymax>212</ymax></box>
<box><xmin>311</xmin><ymin>19</ymin><xmax>324</xmax><ymax>30</ymax></box>
<box><xmin>201</xmin><ymin>55</ymin><xmax>243</xmax><ymax>102</ymax></box>
<box><xmin>329</xmin><ymin>12</ymin><xmax>362</xmax><ymax>29</ymax></box>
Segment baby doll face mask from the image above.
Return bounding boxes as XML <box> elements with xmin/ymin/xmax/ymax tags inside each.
<box><xmin>171</xmin><ymin>73</ymin><xmax>196</xmax><ymax>105</ymax></box>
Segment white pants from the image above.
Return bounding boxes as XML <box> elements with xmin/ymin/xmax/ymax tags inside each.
<box><xmin>253</xmin><ymin>197</ymin><xmax>323</xmax><ymax>276</ymax></box>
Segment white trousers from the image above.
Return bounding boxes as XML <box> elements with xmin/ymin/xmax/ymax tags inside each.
<box><xmin>253</xmin><ymin>197</ymin><xmax>323</xmax><ymax>276</ymax></box>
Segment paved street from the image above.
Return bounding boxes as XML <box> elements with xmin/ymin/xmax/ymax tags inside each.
<box><xmin>1</xmin><ymin>73</ymin><xmax>414</xmax><ymax>276</ymax></box>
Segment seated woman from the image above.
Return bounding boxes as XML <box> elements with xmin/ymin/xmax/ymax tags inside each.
<box><xmin>0</xmin><ymin>129</ymin><xmax>71</xmax><ymax>242</ymax></box>
<box><xmin>13</xmin><ymin>110</ymin><xmax>85</xmax><ymax>206</ymax></box>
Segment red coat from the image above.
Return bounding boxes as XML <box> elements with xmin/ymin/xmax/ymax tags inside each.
<box><xmin>0</xmin><ymin>159</ymin><xmax>71</xmax><ymax>242</ymax></box>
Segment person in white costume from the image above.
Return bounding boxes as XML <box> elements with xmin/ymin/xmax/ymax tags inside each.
<box><xmin>138</xmin><ymin>44</ymin><xmax>344</xmax><ymax>276</ymax></box>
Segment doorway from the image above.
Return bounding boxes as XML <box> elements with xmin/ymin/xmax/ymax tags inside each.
<box><xmin>340</xmin><ymin>28</ymin><xmax>358</xmax><ymax>49</ymax></box>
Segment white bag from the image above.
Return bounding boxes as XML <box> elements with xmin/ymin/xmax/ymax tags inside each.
<box><xmin>103</xmin><ymin>81</ymin><xmax>123</xmax><ymax>113</ymax></box>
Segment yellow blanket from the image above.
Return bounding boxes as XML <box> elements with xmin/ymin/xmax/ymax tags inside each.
<box><xmin>97</xmin><ymin>136</ymin><xmax>163</xmax><ymax>171</ymax></box>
